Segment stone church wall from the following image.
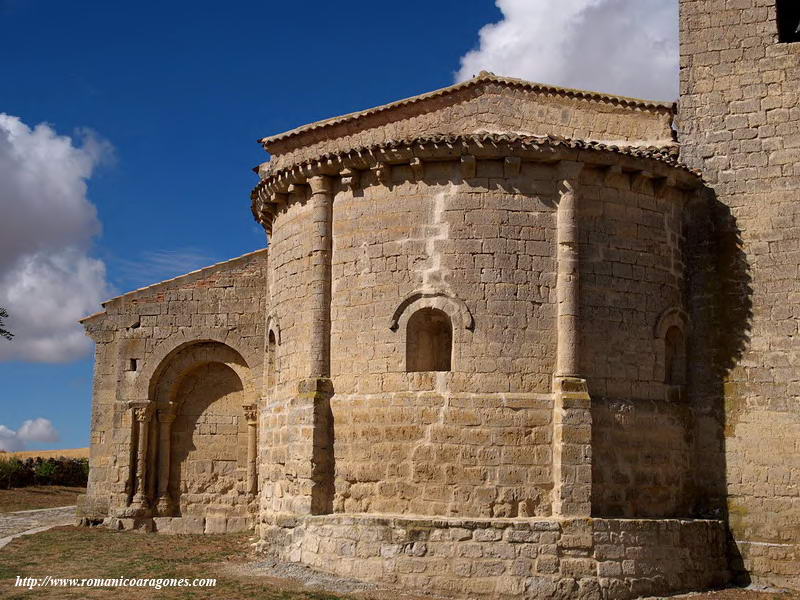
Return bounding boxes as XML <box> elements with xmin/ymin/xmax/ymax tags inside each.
<box><xmin>679</xmin><ymin>0</ymin><xmax>800</xmax><ymax>588</ymax></box>
<box><xmin>79</xmin><ymin>249</ymin><xmax>267</xmax><ymax>521</ymax></box>
<box><xmin>259</xmin><ymin>150</ymin><xmax>701</xmax><ymax>524</ymax></box>
<box><xmin>577</xmin><ymin>168</ymin><xmax>697</xmax><ymax>519</ymax></box>
<box><xmin>261</xmin><ymin>514</ymin><xmax>728</xmax><ymax>600</ymax></box>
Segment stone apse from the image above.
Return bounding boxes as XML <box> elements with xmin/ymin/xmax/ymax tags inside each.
<box><xmin>77</xmin><ymin>3</ymin><xmax>800</xmax><ymax>596</ymax></box>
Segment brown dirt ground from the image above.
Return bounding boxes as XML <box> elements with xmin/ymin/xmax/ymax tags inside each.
<box><xmin>2</xmin><ymin>448</ymin><xmax>89</xmax><ymax>460</ymax></box>
<box><xmin>0</xmin><ymin>526</ymin><xmax>796</xmax><ymax>600</ymax></box>
<box><xmin>0</xmin><ymin>486</ymin><xmax>83</xmax><ymax>513</ymax></box>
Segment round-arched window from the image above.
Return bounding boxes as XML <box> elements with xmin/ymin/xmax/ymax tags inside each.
<box><xmin>406</xmin><ymin>307</ymin><xmax>452</xmax><ymax>372</ymax></box>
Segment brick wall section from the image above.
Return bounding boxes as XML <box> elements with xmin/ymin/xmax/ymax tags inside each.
<box><xmin>79</xmin><ymin>249</ymin><xmax>267</xmax><ymax>519</ymax></box>
<box><xmin>260</xmin><ymin>514</ymin><xmax>728</xmax><ymax>600</ymax></box>
<box><xmin>679</xmin><ymin>0</ymin><xmax>800</xmax><ymax>588</ymax></box>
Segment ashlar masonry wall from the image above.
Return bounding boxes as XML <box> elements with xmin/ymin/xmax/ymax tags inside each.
<box><xmin>78</xmin><ymin>249</ymin><xmax>268</xmax><ymax>524</ymax></box>
<box><xmin>257</xmin><ymin>135</ymin><xmax>705</xmax><ymax>529</ymax></box>
<box><xmin>679</xmin><ymin>0</ymin><xmax>800</xmax><ymax>588</ymax></box>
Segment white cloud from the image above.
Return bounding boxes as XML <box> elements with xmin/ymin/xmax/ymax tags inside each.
<box><xmin>0</xmin><ymin>114</ymin><xmax>114</xmax><ymax>362</ymax></box>
<box><xmin>17</xmin><ymin>417</ymin><xmax>60</xmax><ymax>444</ymax></box>
<box><xmin>0</xmin><ymin>426</ymin><xmax>23</xmax><ymax>452</ymax></box>
<box><xmin>110</xmin><ymin>247</ymin><xmax>218</xmax><ymax>291</ymax></box>
<box><xmin>456</xmin><ymin>0</ymin><xmax>679</xmax><ymax>101</ymax></box>
<box><xmin>0</xmin><ymin>418</ymin><xmax>60</xmax><ymax>451</ymax></box>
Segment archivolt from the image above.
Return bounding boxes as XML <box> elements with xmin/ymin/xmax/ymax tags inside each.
<box><xmin>654</xmin><ymin>306</ymin><xmax>689</xmax><ymax>339</ymax></box>
<box><xmin>389</xmin><ymin>289</ymin><xmax>474</xmax><ymax>332</ymax></box>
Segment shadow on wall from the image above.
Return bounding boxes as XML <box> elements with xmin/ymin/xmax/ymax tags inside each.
<box><xmin>169</xmin><ymin>362</ymin><xmax>247</xmax><ymax>517</ymax></box>
<box><xmin>687</xmin><ymin>189</ymin><xmax>753</xmax><ymax>584</ymax></box>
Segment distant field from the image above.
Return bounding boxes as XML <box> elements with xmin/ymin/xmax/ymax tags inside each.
<box><xmin>2</xmin><ymin>448</ymin><xmax>88</xmax><ymax>460</ymax></box>
<box><xmin>0</xmin><ymin>485</ymin><xmax>83</xmax><ymax>512</ymax></box>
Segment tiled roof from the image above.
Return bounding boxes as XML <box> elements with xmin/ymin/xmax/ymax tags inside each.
<box><xmin>259</xmin><ymin>72</ymin><xmax>676</xmax><ymax>148</ymax></box>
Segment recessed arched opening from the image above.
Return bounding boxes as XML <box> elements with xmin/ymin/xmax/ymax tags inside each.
<box><xmin>406</xmin><ymin>307</ymin><xmax>452</xmax><ymax>372</ymax></box>
<box><xmin>664</xmin><ymin>325</ymin><xmax>686</xmax><ymax>386</ymax></box>
<box><xmin>266</xmin><ymin>330</ymin><xmax>277</xmax><ymax>391</ymax></box>
<box><xmin>170</xmin><ymin>361</ymin><xmax>248</xmax><ymax>517</ymax></box>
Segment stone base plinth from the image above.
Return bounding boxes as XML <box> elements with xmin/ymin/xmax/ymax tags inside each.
<box><xmin>257</xmin><ymin>513</ymin><xmax>730</xmax><ymax>599</ymax></box>
<box><xmin>104</xmin><ymin>515</ymin><xmax>254</xmax><ymax>535</ymax></box>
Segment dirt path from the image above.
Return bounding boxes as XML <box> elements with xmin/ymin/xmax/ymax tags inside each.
<box><xmin>0</xmin><ymin>505</ymin><xmax>75</xmax><ymax>549</ymax></box>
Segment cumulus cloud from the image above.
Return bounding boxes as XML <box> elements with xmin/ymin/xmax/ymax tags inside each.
<box><xmin>0</xmin><ymin>114</ymin><xmax>114</xmax><ymax>362</ymax></box>
<box><xmin>456</xmin><ymin>0</ymin><xmax>679</xmax><ymax>101</ymax></box>
<box><xmin>0</xmin><ymin>418</ymin><xmax>60</xmax><ymax>451</ymax></box>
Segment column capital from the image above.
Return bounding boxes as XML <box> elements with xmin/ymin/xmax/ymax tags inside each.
<box><xmin>308</xmin><ymin>175</ymin><xmax>334</xmax><ymax>195</ymax></box>
<box><xmin>129</xmin><ymin>401</ymin><xmax>154</xmax><ymax>423</ymax></box>
<box><xmin>243</xmin><ymin>403</ymin><xmax>258</xmax><ymax>424</ymax></box>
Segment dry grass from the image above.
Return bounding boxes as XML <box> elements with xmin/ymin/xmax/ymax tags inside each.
<box><xmin>0</xmin><ymin>526</ymin><xmax>796</xmax><ymax>600</ymax></box>
<box><xmin>673</xmin><ymin>592</ymin><xmax>799</xmax><ymax>599</ymax></box>
<box><xmin>2</xmin><ymin>448</ymin><xmax>88</xmax><ymax>460</ymax></box>
<box><xmin>0</xmin><ymin>526</ymin><xmax>353</xmax><ymax>600</ymax></box>
<box><xmin>0</xmin><ymin>486</ymin><xmax>83</xmax><ymax>513</ymax></box>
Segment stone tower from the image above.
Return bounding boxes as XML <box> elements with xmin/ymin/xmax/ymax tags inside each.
<box><xmin>679</xmin><ymin>0</ymin><xmax>800</xmax><ymax>589</ymax></box>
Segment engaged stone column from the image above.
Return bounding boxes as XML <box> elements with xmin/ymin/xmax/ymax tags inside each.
<box><xmin>155</xmin><ymin>410</ymin><xmax>176</xmax><ymax>515</ymax></box>
<box><xmin>244</xmin><ymin>404</ymin><xmax>258</xmax><ymax>496</ymax></box>
<box><xmin>129</xmin><ymin>401</ymin><xmax>153</xmax><ymax>511</ymax></box>
<box><xmin>307</xmin><ymin>175</ymin><xmax>334</xmax><ymax>378</ymax></box>
<box><xmin>287</xmin><ymin>175</ymin><xmax>334</xmax><ymax>516</ymax></box>
<box><xmin>553</xmin><ymin>161</ymin><xmax>592</xmax><ymax>518</ymax></box>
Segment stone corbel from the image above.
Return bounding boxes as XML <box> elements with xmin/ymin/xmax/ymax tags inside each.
<box><xmin>272</xmin><ymin>191</ymin><xmax>289</xmax><ymax>209</ymax></box>
<box><xmin>631</xmin><ymin>170</ymin><xmax>654</xmax><ymax>193</ymax></box>
<box><xmin>409</xmin><ymin>158</ymin><xmax>424</xmax><ymax>182</ymax></box>
<box><xmin>340</xmin><ymin>168</ymin><xmax>360</xmax><ymax>191</ymax></box>
<box><xmin>373</xmin><ymin>162</ymin><xmax>392</xmax><ymax>186</ymax></box>
<box><xmin>287</xmin><ymin>183</ymin><xmax>307</xmax><ymax>198</ymax></box>
<box><xmin>460</xmin><ymin>155</ymin><xmax>476</xmax><ymax>179</ymax></box>
<box><xmin>504</xmin><ymin>156</ymin><xmax>521</xmax><ymax>178</ymax></box>
<box><xmin>653</xmin><ymin>175</ymin><xmax>676</xmax><ymax>199</ymax></box>
<box><xmin>603</xmin><ymin>164</ymin><xmax>623</xmax><ymax>186</ymax></box>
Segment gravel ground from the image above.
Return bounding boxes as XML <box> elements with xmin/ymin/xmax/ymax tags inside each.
<box><xmin>0</xmin><ymin>505</ymin><xmax>75</xmax><ymax>546</ymax></box>
<box><xmin>229</xmin><ymin>556</ymin><xmax>800</xmax><ymax>600</ymax></box>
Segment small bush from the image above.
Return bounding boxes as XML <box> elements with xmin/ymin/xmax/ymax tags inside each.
<box><xmin>0</xmin><ymin>457</ymin><xmax>24</xmax><ymax>490</ymax></box>
<box><xmin>33</xmin><ymin>460</ymin><xmax>58</xmax><ymax>484</ymax></box>
<box><xmin>0</xmin><ymin>457</ymin><xmax>88</xmax><ymax>489</ymax></box>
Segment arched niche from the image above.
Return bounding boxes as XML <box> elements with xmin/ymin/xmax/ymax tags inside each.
<box><xmin>151</xmin><ymin>341</ymin><xmax>255</xmax><ymax>410</ymax></box>
<box><xmin>406</xmin><ymin>307</ymin><xmax>453</xmax><ymax>372</ymax></box>
<box><xmin>654</xmin><ymin>307</ymin><xmax>689</xmax><ymax>396</ymax></box>
<box><xmin>390</xmin><ymin>290</ymin><xmax>473</xmax><ymax>372</ymax></box>
<box><xmin>265</xmin><ymin>313</ymin><xmax>281</xmax><ymax>394</ymax></box>
<box><xmin>141</xmin><ymin>340</ymin><xmax>259</xmax><ymax>519</ymax></box>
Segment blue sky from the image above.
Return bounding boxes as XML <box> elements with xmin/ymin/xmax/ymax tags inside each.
<box><xmin>0</xmin><ymin>0</ymin><xmax>678</xmax><ymax>450</ymax></box>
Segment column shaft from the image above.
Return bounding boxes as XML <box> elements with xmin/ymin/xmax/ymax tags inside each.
<box><xmin>130</xmin><ymin>402</ymin><xmax>153</xmax><ymax>509</ymax></box>
<box><xmin>553</xmin><ymin>162</ymin><xmax>592</xmax><ymax>518</ymax></box>
<box><xmin>244</xmin><ymin>404</ymin><xmax>258</xmax><ymax>495</ymax></box>
<box><xmin>156</xmin><ymin>410</ymin><xmax>175</xmax><ymax>514</ymax></box>
<box><xmin>307</xmin><ymin>175</ymin><xmax>333</xmax><ymax>378</ymax></box>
